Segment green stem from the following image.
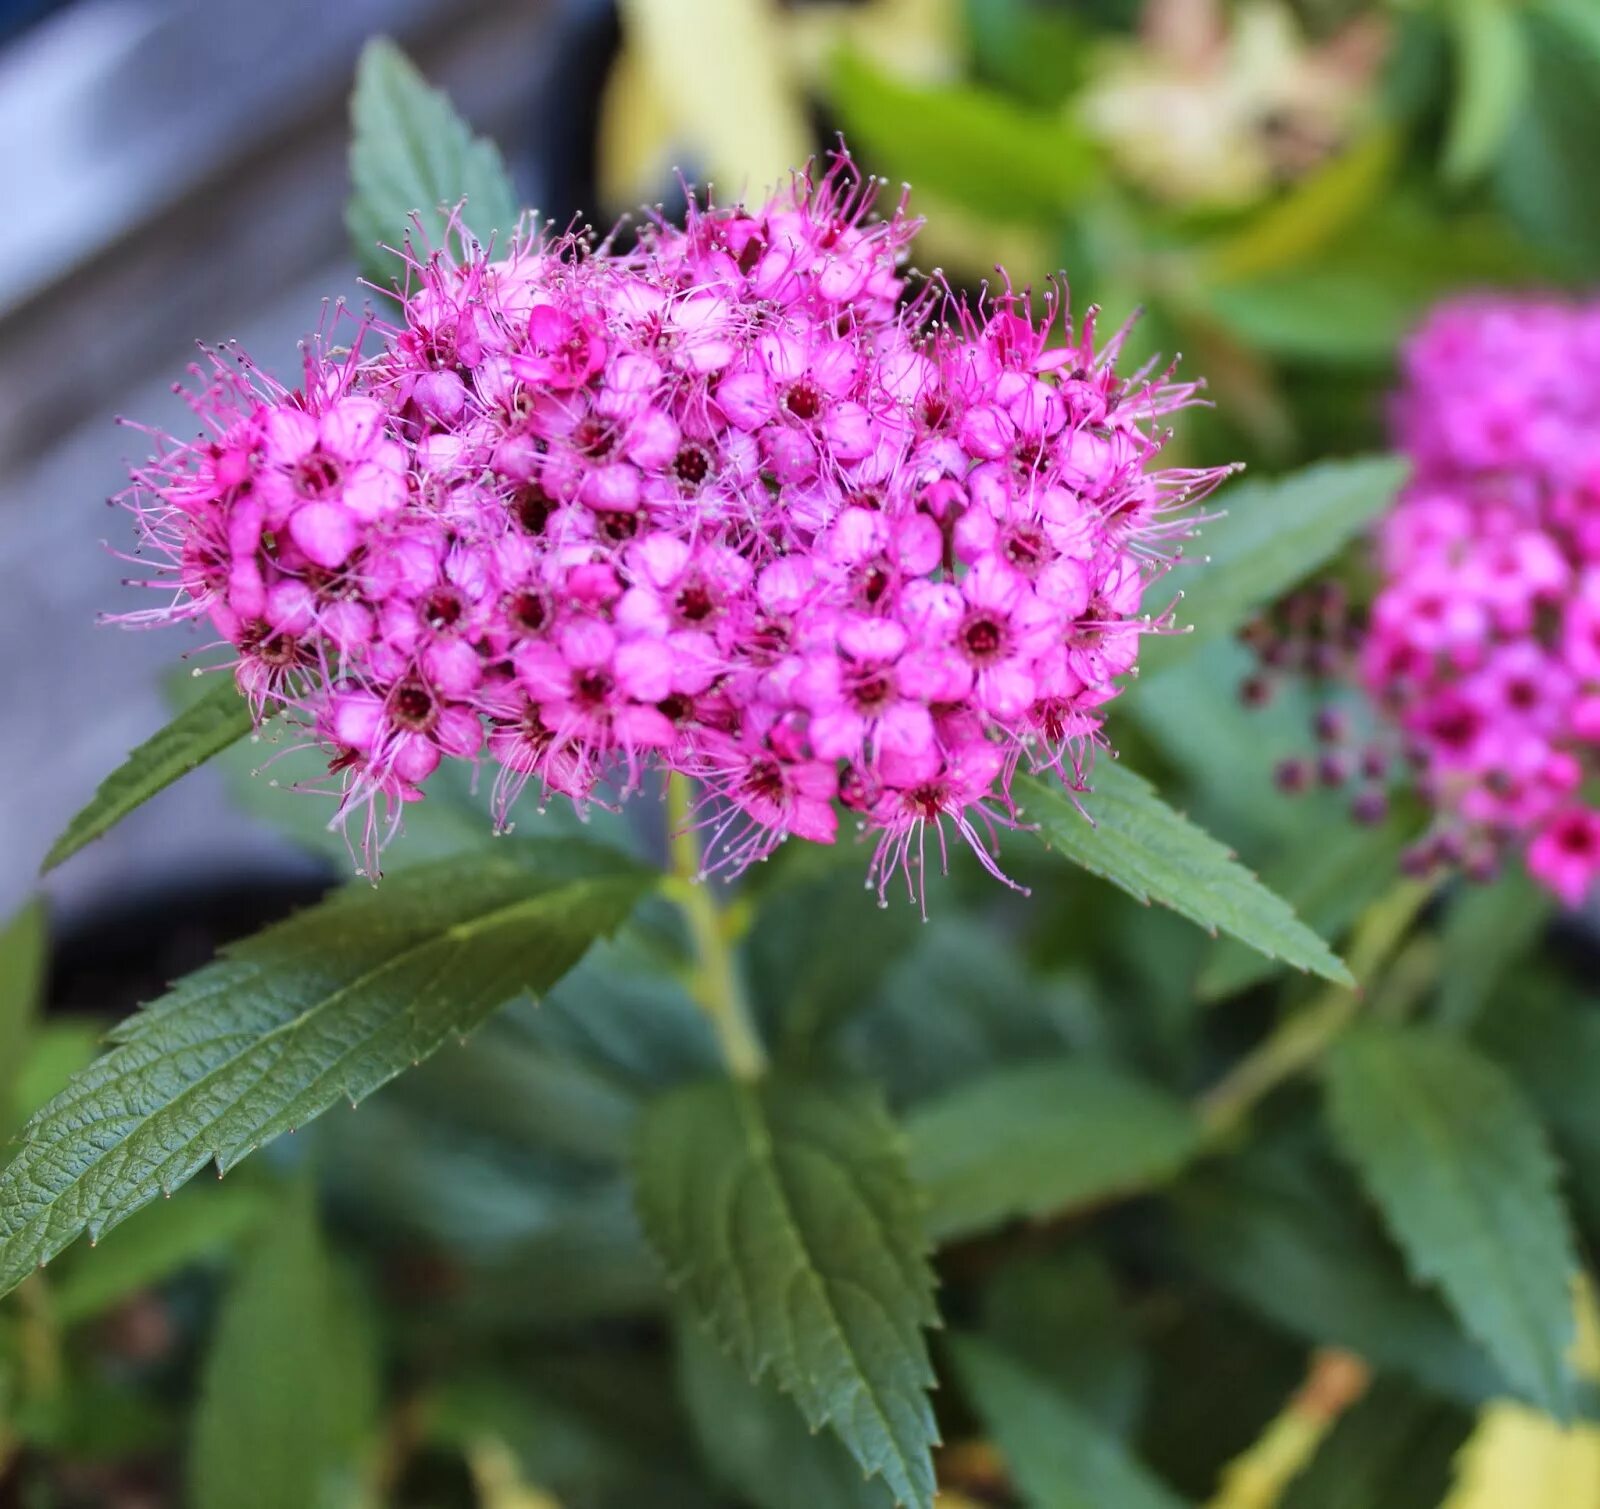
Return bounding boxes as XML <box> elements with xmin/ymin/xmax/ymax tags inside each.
<box><xmin>1197</xmin><ymin>879</ymin><xmax>1437</xmax><ymax>1139</ymax></box>
<box><xmin>665</xmin><ymin>773</ymin><xmax>767</xmax><ymax>1080</ymax></box>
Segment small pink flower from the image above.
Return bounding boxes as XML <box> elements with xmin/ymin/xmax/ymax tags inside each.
<box><xmin>1348</xmin><ymin>294</ymin><xmax>1600</xmax><ymax>901</ymax></box>
<box><xmin>1528</xmin><ymin>809</ymin><xmax>1600</xmax><ymax>908</ymax></box>
<box><xmin>113</xmin><ymin>152</ymin><xmax>1229</xmax><ymax>894</ymax></box>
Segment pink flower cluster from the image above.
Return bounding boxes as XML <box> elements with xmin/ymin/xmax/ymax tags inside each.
<box><xmin>119</xmin><ymin>159</ymin><xmax>1226</xmax><ymax>898</ymax></box>
<box><xmin>1364</xmin><ymin>296</ymin><xmax>1600</xmax><ymax>906</ymax></box>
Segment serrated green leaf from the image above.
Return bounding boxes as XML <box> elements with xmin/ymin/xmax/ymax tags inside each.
<box><xmin>1442</xmin><ymin>0</ymin><xmax>1529</xmax><ymax>184</ymax></box>
<box><xmin>1169</xmin><ymin>1139</ymin><xmax>1510</xmax><ymax>1407</ymax></box>
<box><xmin>829</xmin><ymin>45</ymin><xmax>1100</xmax><ymax>223</ymax></box>
<box><xmin>1475</xmin><ymin>984</ymin><xmax>1600</xmax><ymax>1241</ymax></box>
<box><xmin>950</xmin><ymin>1335</ymin><xmax>1186</xmax><ymax>1509</ymax></box>
<box><xmin>678</xmin><ymin>1318</ymin><xmax>893</xmax><ymax>1509</ymax></box>
<box><xmin>1144</xmin><ymin>455</ymin><xmax>1406</xmax><ymax>677</ymax></box>
<box><xmin>0</xmin><ymin>841</ymin><xmax>650</xmax><ymax>1300</ymax></box>
<box><xmin>1016</xmin><ymin>764</ymin><xmax>1352</xmax><ymax>986</ymax></box>
<box><xmin>1198</xmin><ymin>816</ymin><xmax>1413</xmax><ymax>1002</ymax></box>
<box><xmin>51</xmin><ymin>1183</ymin><xmax>267</xmax><ymax>1326</ymax></box>
<box><xmin>43</xmin><ymin>680</ymin><xmax>256</xmax><ymax>872</ymax></box>
<box><xmin>190</xmin><ymin>1183</ymin><xmax>374</xmax><ymax>1509</ymax></box>
<box><xmin>0</xmin><ymin>899</ymin><xmax>47</xmax><ymax>1122</ymax></box>
<box><xmin>347</xmin><ymin>37</ymin><xmax>520</xmax><ymax>289</ymax></box>
<box><xmin>1323</xmin><ymin>1024</ymin><xmax>1579</xmax><ymax>1415</ymax></box>
<box><xmin>634</xmin><ymin>1076</ymin><xmax>939</xmax><ymax>1508</ymax></box>
<box><xmin>908</xmin><ymin>1058</ymin><xmax>1200</xmax><ymax>1242</ymax></box>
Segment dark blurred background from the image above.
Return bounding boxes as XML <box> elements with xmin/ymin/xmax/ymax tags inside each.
<box><xmin>0</xmin><ymin>0</ymin><xmax>604</xmax><ymax>933</ymax></box>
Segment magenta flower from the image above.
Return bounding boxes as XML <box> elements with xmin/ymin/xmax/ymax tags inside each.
<box><xmin>1352</xmin><ymin>295</ymin><xmax>1600</xmax><ymax>906</ymax></box>
<box><xmin>115</xmin><ymin>154</ymin><xmax>1230</xmax><ymax>897</ymax></box>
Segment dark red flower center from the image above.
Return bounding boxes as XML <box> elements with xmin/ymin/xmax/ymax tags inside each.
<box><xmin>1506</xmin><ymin>677</ymin><xmax>1540</xmax><ymax>711</ymax></box>
<box><xmin>1002</xmin><ymin>527</ymin><xmax>1047</xmax><ymax>572</ymax></box>
<box><xmin>852</xmin><ymin>672</ymin><xmax>893</xmax><ymax>712</ymax></box>
<box><xmin>575</xmin><ymin>670</ymin><xmax>613</xmax><ymax>705</ymax></box>
<box><xmin>599</xmin><ymin>510</ymin><xmax>641</xmax><ymax>544</ymax></box>
<box><xmin>673</xmin><ymin>445</ymin><xmax>711</xmax><ymax>485</ymax></box>
<box><xmin>858</xmin><ymin>565</ymin><xmax>891</xmax><ymax>609</ymax></box>
<box><xmin>258</xmin><ymin>632</ymin><xmax>301</xmax><ymax>668</ymax></box>
<box><xmin>744</xmin><ymin>758</ymin><xmax>787</xmax><ymax>803</ymax></box>
<box><xmin>573</xmin><ymin>416</ymin><xmax>616</xmax><ymax>457</ymax></box>
<box><xmin>512</xmin><ymin>485</ymin><xmax>554</xmax><ymax>535</ymax></box>
<box><xmin>676</xmin><ymin>583</ymin><xmax>716</xmax><ymax>623</ymax></box>
<box><xmin>1429</xmin><ymin>703</ymin><xmax>1483</xmax><ymax>749</ymax></box>
<box><xmin>1557</xmin><ymin>821</ymin><xmax>1599</xmax><ymax>856</ymax></box>
<box><xmin>508</xmin><ymin>591</ymin><xmax>549</xmax><ymax>634</ymax></box>
<box><xmin>785</xmin><ymin>380</ymin><xmax>824</xmax><ymax>421</ymax></box>
<box><xmin>960</xmin><ymin>616</ymin><xmax>1006</xmax><ymax>663</ymax></box>
<box><xmin>422</xmin><ymin>589</ymin><xmax>462</xmax><ymax>630</ymax></box>
<box><xmin>293</xmin><ymin>451</ymin><xmax>343</xmax><ymax>497</ymax></box>
<box><xmin>392</xmin><ymin>683</ymin><xmax>435</xmax><ymax>731</ymax></box>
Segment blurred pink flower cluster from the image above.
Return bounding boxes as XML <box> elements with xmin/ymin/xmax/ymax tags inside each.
<box><xmin>1365</xmin><ymin>296</ymin><xmax>1600</xmax><ymax>906</ymax></box>
<box><xmin>119</xmin><ymin>158</ymin><xmax>1226</xmax><ymax>897</ymax></box>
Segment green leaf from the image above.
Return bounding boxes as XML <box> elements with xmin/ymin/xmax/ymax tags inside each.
<box><xmin>1442</xmin><ymin>0</ymin><xmax>1529</xmax><ymax>183</ymax></box>
<box><xmin>51</xmin><ymin>1183</ymin><xmax>267</xmax><ymax>1326</ymax></box>
<box><xmin>978</xmin><ymin>1250</ymin><xmax>1147</xmax><ymax>1436</ymax></box>
<box><xmin>1016</xmin><ymin>764</ymin><xmax>1352</xmax><ymax>986</ymax></box>
<box><xmin>1200</xmin><ymin>201</ymin><xmax>1540</xmax><ymax>367</ymax></box>
<box><xmin>840</xmin><ymin>917</ymin><xmax>1094</xmax><ymax>1108</ymax></box>
<box><xmin>907</xmin><ymin>1058</ymin><xmax>1201</xmax><ymax>1242</ymax></box>
<box><xmin>1200</xmin><ymin>129</ymin><xmax>1399</xmax><ymax>283</ymax></box>
<box><xmin>1495</xmin><ymin>6</ymin><xmax>1600</xmax><ymax>276</ymax></box>
<box><xmin>0</xmin><ymin>840</ymin><xmax>650</xmax><ymax>1300</ymax></box>
<box><xmin>1198</xmin><ymin>816</ymin><xmax>1413</xmax><ymax>1002</ymax></box>
<box><xmin>828</xmin><ymin>45</ymin><xmax>1100</xmax><ymax>223</ymax></box>
<box><xmin>1323</xmin><ymin>1023</ymin><xmax>1579</xmax><ymax>1415</ymax></box>
<box><xmin>950</xmin><ymin>1335</ymin><xmax>1186</xmax><ymax>1509</ymax></box>
<box><xmin>746</xmin><ymin>858</ymin><xmax>923</xmax><ymax>1065</ymax></box>
<box><xmin>1473</xmin><ymin>982</ymin><xmax>1600</xmax><ymax>1244</ymax></box>
<box><xmin>1438</xmin><ymin>870</ymin><xmax>1552</xmax><ymax>1030</ymax></box>
<box><xmin>1169</xmin><ymin>1140</ymin><xmax>1509</xmax><ymax>1408</ymax></box>
<box><xmin>1204</xmin><ymin>268</ymin><xmax>1424</xmax><ymax>366</ymax></box>
<box><xmin>43</xmin><ymin>680</ymin><xmax>256</xmax><ymax>872</ymax></box>
<box><xmin>963</xmin><ymin>0</ymin><xmax>1091</xmax><ymax>106</ymax></box>
<box><xmin>634</xmin><ymin>1076</ymin><xmax>939</xmax><ymax>1508</ymax></box>
<box><xmin>459</xmin><ymin>1183</ymin><xmax>665</xmax><ymax>1326</ymax></box>
<box><xmin>0</xmin><ymin>899</ymin><xmax>47</xmax><ymax>1121</ymax></box>
<box><xmin>347</xmin><ymin>38</ymin><xmax>520</xmax><ymax>288</ymax></box>
<box><xmin>190</xmin><ymin>1183</ymin><xmax>375</xmax><ymax>1509</ymax></box>
<box><xmin>678</xmin><ymin>1319</ymin><xmax>893</xmax><ymax>1509</ymax></box>
<box><xmin>1144</xmin><ymin>455</ymin><xmax>1406</xmax><ymax>676</ymax></box>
